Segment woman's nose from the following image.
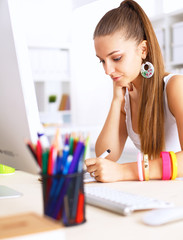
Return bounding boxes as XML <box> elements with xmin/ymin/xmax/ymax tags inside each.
<box><xmin>104</xmin><ymin>62</ymin><xmax>115</xmax><ymax>75</ymax></box>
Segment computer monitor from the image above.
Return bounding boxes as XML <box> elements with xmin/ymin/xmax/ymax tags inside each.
<box><xmin>0</xmin><ymin>0</ymin><xmax>41</xmax><ymax>175</ymax></box>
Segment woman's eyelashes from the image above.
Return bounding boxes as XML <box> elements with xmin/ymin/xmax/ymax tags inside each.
<box><xmin>99</xmin><ymin>59</ymin><xmax>105</xmax><ymax>64</ymax></box>
<box><xmin>99</xmin><ymin>56</ymin><xmax>122</xmax><ymax>64</ymax></box>
<box><xmin>113</xmin><ymin>56</ymin><xmax>122</xmax><ymax>61</ymax></box>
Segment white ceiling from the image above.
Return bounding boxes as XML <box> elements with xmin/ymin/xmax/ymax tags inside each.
<box><xmin>71</xmin><ymin>0</ymin><xmax>99</xmax><ymax>9</ymax></box>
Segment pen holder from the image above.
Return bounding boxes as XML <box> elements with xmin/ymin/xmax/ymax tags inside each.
<box><xmin>41</xmin><ymin>171</ymin><xmax>86</xmax><ymax>226</ymax></box>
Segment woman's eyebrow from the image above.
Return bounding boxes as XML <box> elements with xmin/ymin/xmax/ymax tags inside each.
<box><xmin>96</xmin><ymin>50</ymin><xmax>121</xmax><ymax>58</ymax></box>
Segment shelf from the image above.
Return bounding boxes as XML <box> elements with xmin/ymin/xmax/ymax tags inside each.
<box><xmin>169</xmin><ymin>61</ymin><xmax>183</xmax><ymax>66</ymax></box>
<box><xmin>29</xmin><ymin>46</ymin><xmax>70</xmax><ymax>82</ymax></box>
<box><xmin>39</xmin><ymin>110</ymin><xmax>71</xmax><ymax>125</ymax></box>
<box><xmin>40</xmin><ymin>110</ymin><xmax>71</xmax><ymax>116</ymax></box>
<box><xmin>151</xmin><ymin>8</ymin><xmax>183</xmax><ymax>72</ymax></box>
<box><xmin>28</xmin><ymin>43</ymin><xmax>71</xmax><ymax>116</ymax></box>
<box><xmin>168</xmin><ymin>8</ymin><xmax>183</xmax><ymax>18</ymax></box>
<box><xmin>34</xmin><ymin>78</ymin><xmax>70</xmax><ymax>82</ymax></box>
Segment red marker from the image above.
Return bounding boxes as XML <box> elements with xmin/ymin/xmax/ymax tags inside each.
<box><xmin>36</xmin><ymin>139</ymin><xmax>42</xmax><ymax>168</ymax></box>
<box><xmin>47</xmin><ymin>145</ymin><xmax>57</xmax><ymax>175</ymax></box>
<box><xmin>75</xmin><ymin>192</ymin><xmax>85</xmax><ymax>224</ymax></box>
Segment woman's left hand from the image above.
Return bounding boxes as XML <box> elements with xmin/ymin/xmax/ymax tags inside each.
<box><xmin>85</xmin><ymin>157</ymin><xmax>123</xmax><ymax>182</ymax></box>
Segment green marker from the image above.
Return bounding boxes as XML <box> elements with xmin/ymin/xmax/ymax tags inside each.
<box><xmin>42</xmin><ymin>150</ymin><xmax>49</xmax><ymax>174</ymax></box>
<box><xmin>69</xmin><ymin>135</ymin><xmax>74</xmax><ymax>155</ymax></box>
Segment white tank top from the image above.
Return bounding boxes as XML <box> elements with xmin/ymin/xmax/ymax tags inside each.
<box><xmin>124</xmin><ymin>74</ymin><xmax>181</xmax><ymax>152</ymax></box>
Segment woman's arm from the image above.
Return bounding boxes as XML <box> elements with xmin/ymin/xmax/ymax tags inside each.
<box><xmin>95</xmin><ymin>82</ymin><xmax>128</xmax><ymax>161</ymax></box>
<box><xmin>166</xmin><ymin>75</ymin><xmax>183</xmax><ymax>150</ymax></box>
<box><xmin>95</xmin><ymin>99</ymin><xmax>128</xmax><ymax>161</ymax></box>
<box><xmin>85</xmin><ymin>150</ymin><xmax>183</xmax><ymax>182</ymax></box>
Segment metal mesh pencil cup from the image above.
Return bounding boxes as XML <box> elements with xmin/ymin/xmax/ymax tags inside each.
<box><xmin>41</xmin><ymin>171</ymin><xmax>86</xmax><ymax>226</ymax></box>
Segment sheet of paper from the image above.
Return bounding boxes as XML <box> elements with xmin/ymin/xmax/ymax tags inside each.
<box><xmin>84</xmin><ymin>172</ymin><xmax>96</xmax><ymax>183</ymax></box>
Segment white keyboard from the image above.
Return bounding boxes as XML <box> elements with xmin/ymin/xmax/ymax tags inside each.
<box><xmin>85</xmin><ymin>185</ymin><xmax>174</xmax><ymax>216</ymax></box>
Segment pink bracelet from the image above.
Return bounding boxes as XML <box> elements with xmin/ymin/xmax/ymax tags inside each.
<box><xmin>137</xmin><ymin>152</ymin><xmax>143</xmax><ymax>181</ymax></box>
<box><xmin>160</xmin><ymin>152</ymin><xmax>171</xmax><ymax>180</ymax></box>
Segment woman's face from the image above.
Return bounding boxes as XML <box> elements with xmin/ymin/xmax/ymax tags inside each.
<box><xmin>94</xmin><ymin>31</ymin><xmax>146</xmax><ymax>89</ymax></box>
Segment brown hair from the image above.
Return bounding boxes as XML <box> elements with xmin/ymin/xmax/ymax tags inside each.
<box><xmin>94</xmin><ymin>0</ymin><xmax>165</xmax><ymax>158</ymax></box>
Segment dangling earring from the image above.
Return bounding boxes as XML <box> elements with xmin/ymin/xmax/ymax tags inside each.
<box><xmin>141</xmin><ymin>61</ymin><xmax>154</xmax><ymax>78</ymax></box>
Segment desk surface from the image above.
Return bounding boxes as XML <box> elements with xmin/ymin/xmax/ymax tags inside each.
<box><xmin>0</xmin><ymin>171</ymin><xmax>183</xmax><ymax>240</ymax></box>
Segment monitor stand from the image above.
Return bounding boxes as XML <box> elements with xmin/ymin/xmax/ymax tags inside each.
<box><xmin>0</xmin><ymin>185</ymin><xmax>22</xmax><ymax>199</ymax></box>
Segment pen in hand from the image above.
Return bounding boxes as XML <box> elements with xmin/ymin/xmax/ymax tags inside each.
<box><xmin>84</xmin><ymin>149</ymin><xmax>111</xmax><ymax>182</ymax></box>
<box><xmin>98</xmin><ymin>149</ymin><xmax>111</xmax><ymax>159</ymax></box>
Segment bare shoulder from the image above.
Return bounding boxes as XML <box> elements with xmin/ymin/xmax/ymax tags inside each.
<box><xmin>166</xmin><ymin>74</ymin><xmax>183</xmax><ymax>87</ymax></box>
<box><xmin>166</xmin><ymin>74</ymin><xmax>183</xmax><ymax>97</ymax></box>
<box><xmin>166</xmin><ymin>74</ymin><xmax>183</xmax><ymax>117</ymax></box>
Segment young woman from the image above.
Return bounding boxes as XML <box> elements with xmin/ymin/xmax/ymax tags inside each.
<box><xmin>85</xmin><ymin>0</ymin><xmax>183</xmax><ymax>182</ymax></box>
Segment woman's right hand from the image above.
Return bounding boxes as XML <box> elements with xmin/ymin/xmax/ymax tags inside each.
<box><xmin>112</xmin><ymin>81</ymin><xmax>133</xmax><ymax>102</ymax></box>
<box><xmin>112</xmin><ymin>81</ymin><xmax>125</xmax><ymax>102</ymax></box>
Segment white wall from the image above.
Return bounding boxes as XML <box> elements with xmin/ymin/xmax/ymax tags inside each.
<box><xmin>163</xmin><ymin>0</ymin><xmax>183</xmax><ymax>13</ymax></box>
<box><xmin>71</xmin><ymin>1</ymin><xmax>120</xmax><ymax>126</ymax></box>
<box><xmin>20</xmin><ymin>0</ymin><xmax>72</xmax><ymax>46</ymax></box>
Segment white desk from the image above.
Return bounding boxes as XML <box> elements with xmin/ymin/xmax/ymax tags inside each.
<box><xmin>0</xmin><ymin>171</ymin><xmax>183</xmax><ymax>240</ymax></box>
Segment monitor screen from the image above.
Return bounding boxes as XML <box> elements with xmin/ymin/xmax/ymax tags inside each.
<box><xmin>0</xmin><ymin>0</ymin><xmax>41</xmax><ymax>174</ymax></box>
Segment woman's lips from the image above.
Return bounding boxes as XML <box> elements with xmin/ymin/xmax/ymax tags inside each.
<box><xmin>112</xmin><ymin>76</ymin><xmax>121</xmax><ymax>82</ymax></box>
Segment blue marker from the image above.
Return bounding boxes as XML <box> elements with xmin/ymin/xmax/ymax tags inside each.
<box><xmin>61</xmin><ymin>145</ymin><xmax>70</xmax><ymax>172</ymax></box>
<box><xmin>46</xmin><ymin>155</ymin><xmax>73</xmax><ymax>215</ymax></box>
<box><xmin>51</xmin><ymin>141</ymin><xmax>84</xmax><ymax>218</ymax></box>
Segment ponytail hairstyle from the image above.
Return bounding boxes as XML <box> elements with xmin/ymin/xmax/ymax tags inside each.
<box><xmin>94</xmin><ymin>0</ymin><xmax>165</xmax><ymax>159</ymax></box>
